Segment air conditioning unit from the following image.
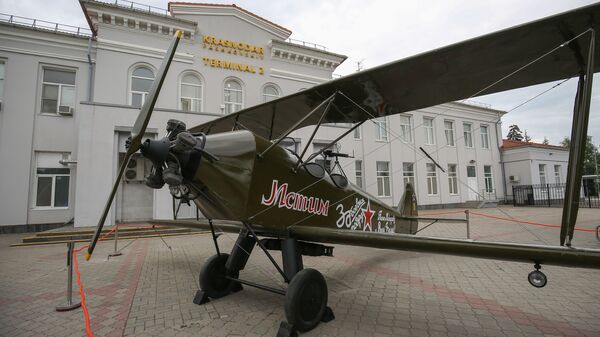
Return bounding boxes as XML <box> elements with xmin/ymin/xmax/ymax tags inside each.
<box><xmin>124</xmin><ymin>157</ymin><xmax>145</xmax><ymax>182</ymax></box>
<box><xmin>58</xmin><ymin>105</ymin><xmax>74</xmax><ymax>115</ymax></box>
<box><xmin>509</xmin><ymin>175</ymin><xmax>520</xmax><ymax>183</ymax></box>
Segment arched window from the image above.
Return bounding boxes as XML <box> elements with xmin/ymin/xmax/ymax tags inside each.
<box><xmin>180</xmin><ymin>73</ymin><xmax>202</xmax><ymax>112</ymax></box>
<box><xmin>130</xmin><ymin>66</ymin><xmax>154</xmax><ymax>108</ymax></box>
<box><xmin>223</xmin><ymin>79</ymin><xmax>243</xmax><ymax>114</ymax></box>
<box><xmin>262</xmin><ymin>84</ymin><xmax>280</xmax><ymax>102</ymax></box>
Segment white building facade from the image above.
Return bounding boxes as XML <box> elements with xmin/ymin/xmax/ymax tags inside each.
<box><xmin>0</xmin><ymin>0</ymin><xmax>506</xmax><ymax>230</ymax></box>
<box><xmin>501</xmin><ymin>139</ymin><xmax>569</xmax><ymax>201</ymax></box>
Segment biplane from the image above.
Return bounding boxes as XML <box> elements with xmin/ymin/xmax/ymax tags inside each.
<box><xmin>85</xmin><ymin>4</ymin><xmax>600</xmax><ymax>336</ymax></box>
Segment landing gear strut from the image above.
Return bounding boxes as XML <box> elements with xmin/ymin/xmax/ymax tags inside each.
<box><xmin>528</xmin><ymin>263</ymin><xmax>547</xmax><ymax>288</ymax></box>
<box><xmin>194</xmin><ymin>228</ymin><xmax>335</xmax><ymax>336</ymax></box>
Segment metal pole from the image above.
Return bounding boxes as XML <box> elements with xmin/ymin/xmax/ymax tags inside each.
<box><xmin>108</xmin><ymin>226</ymin><xmax>122</xmax><ymax>258</ymax></box>
<box><xmin>465</xmin><ymin>210</ymin><xmax>471</xmax><ymax>239</ymax></box>
<box><xmin>56</xmin><ymin>242</ymin><xmax>81</xmax><ymax>311</ymax></box>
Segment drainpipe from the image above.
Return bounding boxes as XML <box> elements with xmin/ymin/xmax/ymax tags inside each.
<box><xmin>86</xmin><ymin>36</ymin><xmax>94</xmax><ymax>101</ymax></box>
<box><xmin>495</xmin><ymin>119</ymin><xmax>508</xmax><ymax>202</ymax></box>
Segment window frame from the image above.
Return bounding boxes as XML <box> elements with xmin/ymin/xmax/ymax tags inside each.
<box><xmin>375</xmin><ymin>117</ymin><xmax>389</xmax><ymax>142</ymax></box>
<box><xmin>426</xmin><ymin>163</ymin><xmax>438</xmax><ymax>196</ymax></box>
<box><xmin>376</xmin><ymin>161</ymin><xmax>391</xmax><ymax>197</ymax></box>
<box><xmin>34</xmin><ymin>167</ymin><xmax>70</xmax><ymax>209</ymax></box>
<box><xmin>262</xmin><ymin>83</ymin><xmax>280</xmax><ymax>103</ymax></box>
<box><xmin>399</xmin><ymin>115</ymin><xmax>413</xmax><ymax>143</ymax></box>
<box><xmin>223</xmin><ymin>78</ymin><xmax>244</xmax><ymax>114</ymax></box>
<box><xmin>402</xmin><ymin>162</ymin><xmax>415</xmax><ymax>188</ymax></box>
<box><xmin>423</xmin><ymin>116</ymin><xmax>435</xmax><ymax>145</ymax></box>
<box><xmin>480</xmin><ymin>124</ymin><xmax>490</xmax><ymax>149</ymax></box>
<box><xmin>40</xmin><ymin>66</ymin><xmax>76</xmax><ymax>115</ymax></box>
<box><xmin>355</xmin><ymin>160</ymin><xmax>363</xmax><ymax>188</ymax></box>
<box><xmin>554</xmin><ymin>165</ymin><xmax>561</xmax><ymax>183</ymax></box>
<box><xmin>444</xmin><ymin>120</ymin><xmax>455</xmax><ymax>147</ymax></box>
<box><xmin>539</xmin><ymin>164</ymin><xmax>546</xmax><ymax>185</ymax></box>
<box><xmin>353</xmin><ymin>125</ymin><xmax>362</xmax><ymax>140</ymax></box>
<box><xmin>179</xmin><ymin>72</ymin><xmax>203</xmax><ymax>113</ymax></box>
<box><xmin>484</xmin><ymin>165</ymin><xmax>494</xmax><ymax>193</ymax></box>
<box><xmin>448</xmin><ymin>164</ymin><xmax>459</xmax><ymax>195</ymax></box>
<box><xmin>129</xmin><ymin>64</ymin><xmax>155</xmax><ymax>108</ymax></box>
<box><xmin>463</xmin><ymin>122</ymin><xmax>473</xmax><ymax>148</ymax></box>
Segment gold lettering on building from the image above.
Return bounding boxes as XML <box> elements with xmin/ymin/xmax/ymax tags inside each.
<box><xmin>202</xmin><ymin>57</ymin><xmax>265</xmax><ymax>75</ymax></box>
<box><xmin>202</xmin><ymin>35</ymin><xmax>265</xmax><ymax>59</ymax></box>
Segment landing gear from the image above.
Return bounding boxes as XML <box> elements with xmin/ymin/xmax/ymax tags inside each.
<box><xmin>199</xmin><ymin>253</ymin><xmax>239</xmax><ymax>299</ymax></box>
<box><xmin>195</xmin><ymin>228</ymin><xmax>335</xmax><ymax>336</ymax></box>
<box><xmin>528</xmin><ymin>263</ymin><xmax>547</xmax><ymax>288</ymax></box>
<box><xmin>284</xmin><ymin>268</ymin><xmax>328</xmax><ymax>332</ymax></box>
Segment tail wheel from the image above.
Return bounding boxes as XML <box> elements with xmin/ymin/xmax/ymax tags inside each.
<box><xmin>284</xmin><ymin>268</ymin><xmax>328</xmax><ymax>332</ymax></box>
<box><xmin>199</xmin><ymin>253</ymin><xmax>238</xmax><ymax>299</ymax></box>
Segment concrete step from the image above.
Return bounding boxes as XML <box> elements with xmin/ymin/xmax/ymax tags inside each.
<box><xmin>15</xmin><ymin>225</ymin><xmax>206</xmax><ymax>246</ymax></box>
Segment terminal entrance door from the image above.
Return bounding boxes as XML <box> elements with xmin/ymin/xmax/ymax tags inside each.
<box><xmin>467</xmin><ymin>165</ymin><xmax>478</xmax><ymax>200</ymax></box>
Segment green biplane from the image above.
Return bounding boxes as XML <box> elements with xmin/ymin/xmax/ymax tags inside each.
<box><xmin>85</xmin><ymin>5</ymin><xmax>600</xmax><ymax>335</ymax></box>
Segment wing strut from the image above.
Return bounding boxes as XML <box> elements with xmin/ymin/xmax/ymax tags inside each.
<box><xmin>560</xmin><ymin>29</ymin><xmax>595</xmax><ymax>246</ymax></box>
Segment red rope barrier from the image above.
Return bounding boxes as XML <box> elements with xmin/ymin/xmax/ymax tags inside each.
<box><xmin>71</xmin><ymin>225</ymin><xmax>120</xmax><ymax>337</ymax></box>
<box><xmin>469</xmin><ymin>211</ymin><xmax>600</xmax><ymax>233</ymax></box>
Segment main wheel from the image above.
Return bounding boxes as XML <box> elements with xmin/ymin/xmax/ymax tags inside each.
<box><xmin>199</xmin><ymin>253</ymin><xmax>238</xmax><ymax>299</ymax></box>
<box><xmin>284</xmin><ymin>268</ymin><xmax>328</xmax><ymax>332</ymax></box>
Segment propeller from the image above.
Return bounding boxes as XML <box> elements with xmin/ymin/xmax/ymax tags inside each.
<box><xmin>85</xmin><ymin>31</ymin><xmax>183</xmax><ymax>260</ymax></box>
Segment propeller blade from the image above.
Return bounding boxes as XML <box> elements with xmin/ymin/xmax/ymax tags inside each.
<box><xmin>85</xmin><ymin>31</ymin><xmax>183</xmax><ymax>260</ymax></box>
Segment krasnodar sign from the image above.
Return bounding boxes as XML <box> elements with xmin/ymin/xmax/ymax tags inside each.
<box><xmin>201</xmin><ymin>35</ymin><xmax>265</xmax><ymax>75</ymax></box>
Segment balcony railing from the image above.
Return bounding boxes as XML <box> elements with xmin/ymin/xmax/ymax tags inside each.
<box><xmin>285</xmin><ymin>38</ymin><xmax>327</xmax><ymax>51</ymax></box>
<box><xmin>0</xmin><ymin>13</ymin><xmax>92</xmax><ymax>37</ymax></box>
<box><xmin>107</xmin><ymin>0</ymin><xmax>170</xmax><ymax>16</ymax></box>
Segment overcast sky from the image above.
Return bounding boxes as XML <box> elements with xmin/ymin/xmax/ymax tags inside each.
<box><xmin>1</xmin><ymin>0</ymin><xmax>599</xmax><ymax>145</ymax></box>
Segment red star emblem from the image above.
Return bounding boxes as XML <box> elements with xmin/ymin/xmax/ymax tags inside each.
<box><xmin>363</xmin><ymin>200</ymin><xmax>374</xmax><ymax>231</ymax></box>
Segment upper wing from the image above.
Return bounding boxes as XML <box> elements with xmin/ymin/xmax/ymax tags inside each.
<box><xmin>288</xmin><ymin>225</ymin><xmax>600</xmax><ymax>269</ymax></box>
<box><xmin>190</xmin><ymin>3</ymin><xmax>600</xmax><ymax>139</ymax></box>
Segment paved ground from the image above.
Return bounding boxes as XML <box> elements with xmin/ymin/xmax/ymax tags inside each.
<box><xmin>1</xmin><ymin>206</ymin><xmax>599</xmax><ymax>337</ymax></box>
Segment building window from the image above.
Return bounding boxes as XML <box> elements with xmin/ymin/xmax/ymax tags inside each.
<box><xmin>484</xmin><ymin>165</ymin><xmax>494</xmax><ymax>193</ymax></box>
<box><xmin>554</xmin><ymin>165</ymin><xmax>561</xmax><ymax>183</ymax></box>
<box><xmin>399</xmin><ymin>115</ymin><xmax>412</xmax><ymax>142</ymax></box>
<box><xmin>463</xmin><ymin>122</ymin><xmax>473</xmax><ymax>148</ymax></box>
<box><xmin>262</xmin><ymin>84</ymin><xmax>280</xmax><ymax>102</ymax></box>
<box><xmin>402</xmin><ymin>162</ymin><xmax>415</xmax><ymax>187</ymax></box>
<box><xmin>355</xmin><ymin>160</ymin><xmax>363</xmax><ymax>188</ymax></box>
<box><xmin>224</xmin><ymin>79</ymin><xmax>243</xmax><ymax>114</ymax></box>
<box><xmin>0</xmin><ymin>60</ymin><xmax>4</xmax><ymax>109</ymax></box>
<box><xmin>448</xmin><ymin>164</ymin><xmax>458</xmax><ymax>195</ymax></box>
<box><xmin>35</xmin><ymin>153</ymin><xmax>70</xmax><ymax>208</ymax></box>
<box><xmin>353</xmin><ymin>125</ymin><xmax>361</xmax><ymax>139</ymax></box>
<box><xmin>539</xmin><ymin>164</ymin><xmax>546</xmax><ymax>185</ymax></box>
<box><xmin>180</xmin><ymin>73</ymin><xmax>202</xmax><ymax>112</ymax></box>
<box><xmin>444</xmin><ymin>120</ymin><xmax>455</xmax><ymax>146</ymax></box>
<box><xmin>375</xmin><ymin>117</ymin><xmax>388</xmax><ymax>142</ymax></box>
<box><xmin>41</xmin><ymin>68</ymin><xmax>76</xmax><ymax>114</ymax></box>
<box><xmin>130</xmin><ymin>66</ymin><xmax>154</xmax><ymax>108</ymax></box>
<box><xmin>424</xmin><ymin>117</ymin><xmax>435</xmax><ymax>145</ymax></box>
<box><xmin>480</xmin><ymin>125</ymin><xmax>490</xmax><ymax>149</ymax></box>
<box><xmin>376</xmin><ymin>161</ymin><xmax>391</xmax><ymax>197</ymax></box>
<box><xmin>426</xmin><ymin>163</ymin><xmax>438</xmax><ymax>195</ymax></box>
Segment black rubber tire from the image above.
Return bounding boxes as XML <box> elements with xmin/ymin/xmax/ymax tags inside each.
<box><xmin>284</xmin><ymin>268</ymin><xmax>328</xmax><ymax>332</ymax></box>
<box><xmin>199</xmin><ymin>253</ymin><xmax>238</xmax><ymax>299</ymax></box>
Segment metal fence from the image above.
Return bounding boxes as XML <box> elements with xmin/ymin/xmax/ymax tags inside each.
<box><xmin>512</xmin><ymin>183</ymin><xmax>600</xmax><ymax>208</ymax></box>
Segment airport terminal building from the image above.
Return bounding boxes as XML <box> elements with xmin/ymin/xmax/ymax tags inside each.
<box><xmin>0</xmin><ymin>0</ymin><xmax>506</xmax><ymax>230</ymax></box>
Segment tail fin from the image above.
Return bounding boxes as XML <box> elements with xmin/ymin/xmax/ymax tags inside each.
<box><xmin>396</xmin><ymin>183</ymin><xmax>418</xmax><ymax>234</ymax></box>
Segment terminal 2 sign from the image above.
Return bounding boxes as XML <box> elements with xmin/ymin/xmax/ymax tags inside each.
<box><xmin>201</xmin><ymin>35</ymin><xmax>265</xmax><ymax>76</ymax></box>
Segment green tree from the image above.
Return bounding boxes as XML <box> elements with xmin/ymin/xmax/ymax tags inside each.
<box><xmin>506</xmin><ymin>124</ymin><xmax>523</xmax><ymax>141</ymax></box>
<box><xmin>542</xmin><ymin>137</ymin><xmax>549</xmax><ymax>145</ymax></box>
<box><xmin>560</xmin><ymin>136</ymin><xmax>600</xmax><ymax>175</ymax></box>
<box><xmin>523</xmin><ymin>130</ymin><xmax>532</xmax><ymax>142</ymax></box>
